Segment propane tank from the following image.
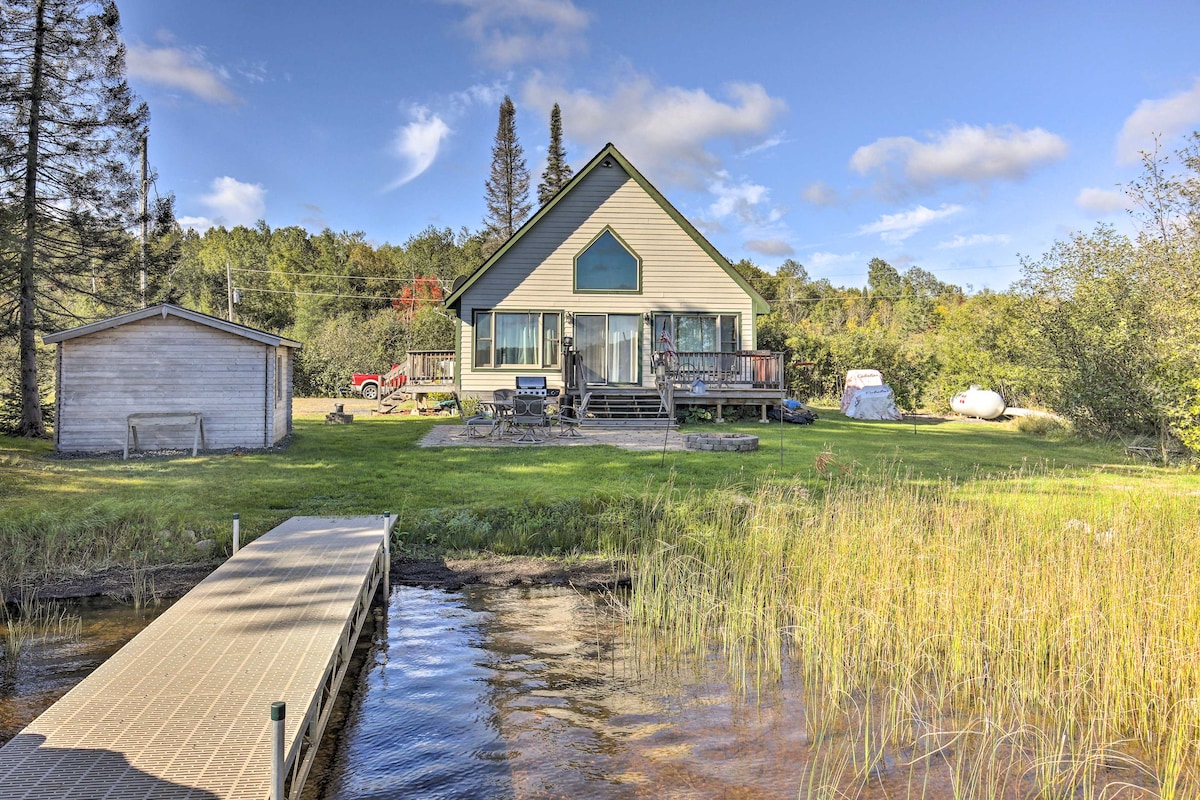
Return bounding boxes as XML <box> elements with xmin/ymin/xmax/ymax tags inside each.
<box><xmin>951</xmin><ymin>385</ymin><xmax>1006</xmax><ymax>419</ymax></box>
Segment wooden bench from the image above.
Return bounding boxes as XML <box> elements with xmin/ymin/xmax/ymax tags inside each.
<box><xmin>125</xmin><ymin>412</ymin><xmax>206</xmax><ymax>459</ymax></box>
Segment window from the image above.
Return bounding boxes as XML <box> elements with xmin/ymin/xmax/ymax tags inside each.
<box><xmin>275</xmin><ymin>353</ymin><xmax>284</xmax><ymax>402</ymax></box>
<box><xmin>653</xmin><ymin>313</ymin><xmax>740</xmax><ymax>353</ymax></box>
<box><xmin>474</xmin><ymin>311</ymin><xmax>561</xmax><ymax>368</ymax></box>
<box><xmin>542</xmin><ymin>313</ymin><xmax>560</xmax><ymax>368</ymax></box>
<box><xmin>575</xmin><ymin>228</ymin><xmax>639</xmax><ymax>292</ymax></box>
<box><xmin>496</xmin><ymin>312</ymin><xmax>538</xmax><ymax>365</ymax></box>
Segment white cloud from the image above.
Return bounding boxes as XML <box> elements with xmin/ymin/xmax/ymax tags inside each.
<box><xmin>851</xmin><ymin>124</ymin><xmax>1068</xmax><ymax>193</ymax></box>
<box><xmin>739</xmin><ymin>133</ymin><xmax>788</xmax><ymax>157</ymax></box>
<box><xmin>859</xmin><ymin>204</ymin><xmax>963</xmax><ymax>243</ymax></box>
<box><xmin>936</xmin><ymin>233</ymin><xmax>1012</xmax><ymax>249</ymax></box>
<box><xmin>523</xmin><ymin>73</ymin><xmax>786</xmax><ymax>187</ymax></box>
<box><xmin>802</xmin><ymin>181</ymin><xmax>838</xmax><ymax>206</ymax></box>
<box><xmin>807</xmin><ymin>251</ymin><xmax>862</xmax><ymax>272</ymax></box>
<box><xmin>183</xmin><ymin>177</ymin><xmax>266</xmax><ymax>231</ymax></box>
<box><xmin>445</xmin><ymin>0</ymin><xmax>589</xmax><ymax>67</ymax></box>
<box><xmin>388</xmin><ymin>106</ymin><xmax>452</xmax><ymax>189</ymax></box>
<box><xmin>177</xmin><ymin>215</ymin><xmax>215</xmax><ymax>232</ymax></box>
<box><xmin>1075</xmin><ymin>187</ymin><xmax>1129</xmax><ymax>214</ymax></box>
<box><xmin>745</xmin><ymin>239</ymin><xmax>795</xmax><ymax>257</ymax></box>
<box><xmin>126</xmin><ymin>43</ymin><xmax>237</xmax><ymax>104</ymax></box>
<box><xmin>1116</xmin><ymin>78</ymin><xmax>1200</xmax><ymax>164</ymax></box>
<box><xmin>708</xmin><ymin>174</ymin><xmax>775</xmax><ymax>223</ymax></box>
<box><xmin>448</xmin><ymin>81</ymin><xmax>510</xmax><ymax>113</ymax></box>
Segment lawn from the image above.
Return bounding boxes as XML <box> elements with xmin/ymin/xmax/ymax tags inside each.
<box><xmin>0</xmin><ymin>401</ymin><xmax>1189</xmax><ymax>586</ymax></box>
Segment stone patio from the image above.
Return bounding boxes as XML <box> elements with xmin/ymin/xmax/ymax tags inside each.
<box><xmin>419</xmin><ymin>423</ymin><xmax>687</xmax><ymax>451</ymax></box>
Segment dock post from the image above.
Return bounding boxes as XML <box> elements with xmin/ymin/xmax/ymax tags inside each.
<box><xmin>271</xmin><ymin>701</ymin><xmax>286</xmax><ymax>800</ymax></box>
<box><xmin>232</xmin><ymin>513</ymin><xmax>240</xmax><ymax>555</ymax></box>
<box><xmin>382</xmin><ymin>512</ymin><xmax>391</xmax><ymax>597</ymax></box>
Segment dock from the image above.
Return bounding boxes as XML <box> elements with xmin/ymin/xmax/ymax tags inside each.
<box><xmin>0</xmin><ymin>514</ymin><xmax>394</xmax><ymax>800</ymax></box>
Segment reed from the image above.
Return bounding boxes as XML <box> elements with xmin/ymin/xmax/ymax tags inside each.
<box><xmin>626</xmin><ymin>466</ymin><xmax>1200</xmax><ymax>795</ymax></box>
<box><xmin>2</xmin><ymin>594</ymin><xmax>82</xmax><ymax>663</ymax></box>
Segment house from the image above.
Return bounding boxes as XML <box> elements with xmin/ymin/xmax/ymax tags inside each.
<box><xmin>43</xmin><ymin>304</ymin><xmax>300</xmax><ymax>453</ymax></box>
<box><xmin>444</xmin><ymin>143</ymin><xmax>781</xmax><ymax>423</ymax></box>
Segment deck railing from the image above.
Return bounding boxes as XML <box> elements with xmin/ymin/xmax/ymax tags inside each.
<box><xmin>665</xmin><ymin>350</ymin><xmax>784</xmax><ymax>391</ymax></box>
<box><xmin>380</xmin><ymin>350</ymin><xmax>455</xmax><ymax>404</ymax></box>
<box><xmin>406</xmin><ymin>350</ymin><xmax>455</xmax><ymax>384</ymax></box>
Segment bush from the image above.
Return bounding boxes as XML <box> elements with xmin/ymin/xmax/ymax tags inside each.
<box><xmin>1012</xmin><ymin>413</ymin><xmax>1072</xmax><ymax>440</ymax></box>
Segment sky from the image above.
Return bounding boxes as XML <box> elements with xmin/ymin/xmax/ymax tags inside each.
<box><xmin>115</xmin><ymin>0</ymin><xmax>1200</xmax><ymax>291</ymax></box>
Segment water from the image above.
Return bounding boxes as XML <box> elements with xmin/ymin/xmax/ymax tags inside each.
<box><xmin>2</xmin><ymin>588</ymin><xmax>1159</xmax><ymax>797</ymax></box>
<box><xmin>304</xmin><ymin>586</ymin><xmax>813</xmax><ymax>800</ymax></box>
<box><xmin>0</xmin><ymin>597</ymin><xmax>174</xmax><ymax>744</ymax></box>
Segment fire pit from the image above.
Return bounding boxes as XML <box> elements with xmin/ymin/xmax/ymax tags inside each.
<box><xmin>682</xmin><ymin>432</ymin><xmax>759</xmax><ymax>452</ymax></box>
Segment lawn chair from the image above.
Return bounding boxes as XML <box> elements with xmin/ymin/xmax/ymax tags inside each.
<box><xmin>454</xmin><ymin>393</ymin><xmax>497</xmax><ymax>439</ymax></box>
<box><xmin>553</xmin><ymin>392</ymin><xmax>591</xmax><ymax>438</ymax></box>
<box><xmin>510</xmin><ymin>395</ymin><xmax>547</xmax><ymax>443</ymax></box>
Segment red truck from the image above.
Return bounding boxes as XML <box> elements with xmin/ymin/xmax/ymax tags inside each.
<box><xmin>350</xmin><ymin>369</ymin><xmax>405</xmax><ymax>400</ymax></box>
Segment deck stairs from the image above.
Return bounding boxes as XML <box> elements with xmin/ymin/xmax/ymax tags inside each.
<box><xmin>582</xmin><ymin>387</ymin><xmax>673</xmax><ymax>427</ymax></box>
<box><xmin>377</xmin><ymin>363</ymin><xmax>409</xmax><ymax>413</ymax></box>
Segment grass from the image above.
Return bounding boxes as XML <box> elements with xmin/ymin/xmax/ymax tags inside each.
<box><xmin>0</xmin><ymin>402</ymin><xmax>1189</xmax><ymax>589</ymax></box>
<box><xmin>2</xmin><ymin>400</ymin><xmax>1196</xmax><ymax>793</ymax></box>
<box><xmin>623</xmin><ymin>471</ymin><xmax>1200</xmax><ymax>796</ymax></box>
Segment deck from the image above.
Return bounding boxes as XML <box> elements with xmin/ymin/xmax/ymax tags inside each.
<box><xmin>0</xmin><ymin>514</ymin><xmax>394</xmax><ymax>800</ymax></box>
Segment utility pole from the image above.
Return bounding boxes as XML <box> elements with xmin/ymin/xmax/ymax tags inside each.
<box><xmin>226</xmin><ymin>261</ymin><xmax>234</xmax><ymax>321</ymax></box>
<box><xmin>140</xmin><ymin>133</ymin><xmax>148</xmax><ymax>307</ymax></box>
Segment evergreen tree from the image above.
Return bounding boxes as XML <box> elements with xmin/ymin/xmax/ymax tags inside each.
<box><xmin>482</xmin><ymin>95</ymin><xmax>531</xmax><ymax>247</ymax></box>
<box><xmin>537</xmin><ymin>102</ymin><xmax>573</xmax><ymax>206</ymax></box>
<box><xmin>0</xmin><ymin>0</ymin><xmax>149</xmax><ymax>437</ymax></box>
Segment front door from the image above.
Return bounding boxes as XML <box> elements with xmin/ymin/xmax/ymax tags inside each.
<box><xmin>574</xmin><ymin>314</ymin><xmax>640</xmax><ymax>385</ymax></box>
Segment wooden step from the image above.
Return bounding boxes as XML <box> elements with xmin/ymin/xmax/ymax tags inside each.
<box><xmin>585</xmin><ymin>390</ymin><xmax>670</xmax><ymax>423</ymax></box>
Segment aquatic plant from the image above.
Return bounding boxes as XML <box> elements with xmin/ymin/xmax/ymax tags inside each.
<box><xmin>626</xmin><ymin>465</ymin><xmax>1200</xmax><ymax>795</ymax></box>
<box><xmin>2</xmin><ymin>593</ymin><xmax>82</xmax><ymax>663</ymax></box>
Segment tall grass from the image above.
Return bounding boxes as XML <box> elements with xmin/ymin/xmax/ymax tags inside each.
<box><xmin>2</xmin><ymin>594</ymin><xmax>81</xmax><ymax>664</ymax></box>
<box><xmin>626</xmin><ymin>467</ymin><xmax>1200</xmax><ymax>795</ymax></box>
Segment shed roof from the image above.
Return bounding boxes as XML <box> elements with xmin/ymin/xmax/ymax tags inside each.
<box><xmin>445</xmin><ymin>142</ymin><xmax>770</xmax><ymax>314</ymax></box>
<box><xmin>42</xmin><ymin>304</ymin><xmax>303</xmax><ymax>348</ymax></box>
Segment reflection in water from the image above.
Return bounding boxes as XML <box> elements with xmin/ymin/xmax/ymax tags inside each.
<box><xmin>0</xmin><ymin>597</ymin><xmax>174</xmax><ymax>745</ymax></box>
<box><xmin>307</xmin><ymin>586</ymin><xmax>814</xmax><ymax>800</ymax></box>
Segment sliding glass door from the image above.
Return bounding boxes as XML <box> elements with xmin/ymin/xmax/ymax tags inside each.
<box><xmin>574</xmin><ymin>314</ymin><xmax>640</xmax><ymax>385</ymax></box>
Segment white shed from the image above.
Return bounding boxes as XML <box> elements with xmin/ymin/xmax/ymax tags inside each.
<box><xmin>43</xmin><ymin>304</ymin><xmax>301</xmax><ymax>454</ymax></box>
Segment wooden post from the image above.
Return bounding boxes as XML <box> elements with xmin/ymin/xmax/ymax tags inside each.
<box><xmin>139</xmin><ymin>134</ymin><xmax>148</xmax><ymax>308</ymax></box>
<box><xmin>382</xmin><ymin>512</ymin><xmax>390</xmax><ymax>598</ymax></box>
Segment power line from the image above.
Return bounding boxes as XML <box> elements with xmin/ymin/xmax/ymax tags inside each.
<box><xmin>768</xmin><ymin>290</ymin><xmax>979</xmax><ymax>304</ymax></box>
<box><xmin>805</xmin><ymin>263</ymin><xmax>1024</xmax><ymax>281</ymax></box>
<box><xmin>233</xmin><ymin>286</ymin><xmax>416</xmax><ymax>301</ymax></box>
<box><xmin>232</xmin><ymin>287</ymin><xmax>453</xmax><ymax>316</ymax></box>
<box><xmin>231</xmin><ymin>267</ymin><xmax>451</xmax><ymax>285</ymax></box>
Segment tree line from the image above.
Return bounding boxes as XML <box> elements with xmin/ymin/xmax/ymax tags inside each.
<box><xmin>735</xmin><ymin>137</ymin><xmax>1200</xmax><ymax>454</ymax></box>
<box><xmin>1</xmin><ymin>1</ymin><xmax>1196</xmax><ymax>454</ymax></box>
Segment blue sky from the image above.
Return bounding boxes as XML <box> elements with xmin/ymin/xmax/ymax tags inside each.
<box><xmin>116</xmin><ymin>0</ymin><xmax>1200</xmax><ymax>290</ymax></box>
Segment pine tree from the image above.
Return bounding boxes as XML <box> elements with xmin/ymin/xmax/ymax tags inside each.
<box><xmin>0</xmin><ymin>0</ymin><xmax>149</xmax><ymax>437</ymax></box>
<box><xmin>482</xmin><ymin>95</ymin><xmax>531</xmax><ymax>247</ymax></box>
<box><xmin>537</xmin><ymin>102</ymin><xmax>573</xmax><ymax>206</ymax></box>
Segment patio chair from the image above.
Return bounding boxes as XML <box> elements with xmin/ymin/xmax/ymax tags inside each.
<box><xmin>510</xmin><ymin>395</ymin><xmax>547</xmax><ymax>443</ymax></box>
<box><xmin>454</xmin><ymin>393</ymin><xmax>497</xmax><ymax>439</ymax></box>
<box><xmin>491</xmin><ymin>388</ymin><xmax>517</xmax><ymax>436</ymax></box>
<box><xmin>553</xmin><ymin>392</ymin><xmax>591</xmax><ymax>438</ymax></box>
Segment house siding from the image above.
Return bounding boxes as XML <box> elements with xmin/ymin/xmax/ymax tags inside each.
<box><xmin>56</xmin><ymin>316</ymin><xmax>286</xmax><ymax>452</ymax></box>
<box><xmin>458</xmin><ymin>163</ymin><xmax>755</xmax><ymax>395</ymax></box>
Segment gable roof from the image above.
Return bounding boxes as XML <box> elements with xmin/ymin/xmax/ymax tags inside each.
<box><xmin>445</xmin><ymin>143</ymin><xmax>770</xmax><ymax>314</ymax></box>
<box><xmin>42</xmin><ymin>303</ymin><xmax>303</xmax><ymax>348</ymax></box>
